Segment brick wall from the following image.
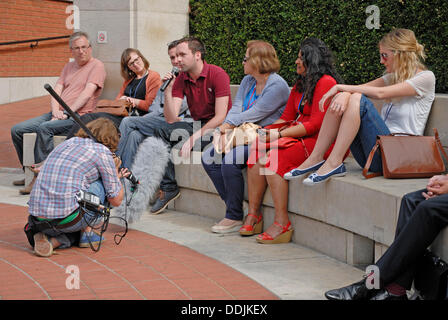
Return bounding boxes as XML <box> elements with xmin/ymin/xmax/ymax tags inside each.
<box><xmin>0</xmin><ymin>0</ymin><xmax>73</xmax><ymax>77</ymax></box>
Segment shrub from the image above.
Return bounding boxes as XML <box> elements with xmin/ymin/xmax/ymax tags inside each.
<box><xmin>190</xmin><ymin>0</ymin><xmax>448</xmax><ymax>92</ymax></box>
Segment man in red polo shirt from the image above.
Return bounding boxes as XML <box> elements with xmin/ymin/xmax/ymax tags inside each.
<box><xmin>151</xmin><ymin>36</ymin><xmax>232</xmax><ymax>214</ymax></box>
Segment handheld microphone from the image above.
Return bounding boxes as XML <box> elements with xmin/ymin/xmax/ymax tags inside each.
<box><xmin>160</xmin><ymin>67</ymin><xmax>180</xmax><ymax>92</ymax></box>
<box><xmin>126</xmin><ymin>171</ymin><xmax>139</xmax><ymax>186</ymax></box>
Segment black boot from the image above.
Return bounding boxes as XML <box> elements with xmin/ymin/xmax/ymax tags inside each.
<box><xmin>325</xmin><ymin>279</ymin><xmax>380</xmax><ymax>300</ymax></box>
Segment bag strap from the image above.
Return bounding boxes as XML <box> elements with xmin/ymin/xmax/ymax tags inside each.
<box><xmin>223</xmin><ymin>129</ymin><xmax>236</xmax><ymax>154</ymax></box>
<box><xmin>390</xmin><ymin>132</ymin><xmax>417</xmax><ymax>137</ymax></box>
<box><xmin>213</xmin><ymin>128</ymin><xmax>236</xmax><ymax>154</ymax></box>
<box><xmin>362</xmin><ymin>139</ymin><xmax>382</xmax><ymax>179</ymax></box>
<box><xmin>434</xmin><ymin>128</ymin><xmax>448</xmax><ymax>163</ymax></box>
<box><xmin>213</xmin><ymin>134</ymin><xmax>223</xmax><ymax>154</ymax></box>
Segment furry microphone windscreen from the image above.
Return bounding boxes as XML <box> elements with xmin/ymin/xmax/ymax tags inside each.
<box><xmin>112</xmin><ymin>136</ymin><xmax>170</xmax><ymax>223</ymax></box>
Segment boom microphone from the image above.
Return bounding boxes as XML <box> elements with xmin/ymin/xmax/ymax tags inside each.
<box><xmin>160</xmin><ymin>67</ymin><xmax>180</xmax><ymax>92</ymax></box>
<box><xmin>44</xmin><ymin>83</ymin><xmax>97</xmax><ymax>143</ymax></box>
<box><xmin>44</xmin><ymin>83</ymin><xmax>140</xmax><ymax>187</ymax></box>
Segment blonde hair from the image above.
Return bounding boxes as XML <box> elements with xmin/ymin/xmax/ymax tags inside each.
<box><xmin>75</xmin><ymin>118</ymin><xmax>120</xmax><ymax>152</ymax></box>
<box><xmin>379</xmin><ymin>28</ymin><xmax>427</xmax><ymax>84</ymax></box>
<box><xmin>246</xmin><ymin>40</ymin><xmax>280</xmax><ymax>74</ymax></box>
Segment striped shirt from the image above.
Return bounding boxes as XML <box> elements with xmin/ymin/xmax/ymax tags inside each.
<box><xmin>28</xmin><ymin>137</ymin><xmax>121</xmax><ymax>219</ymax></box>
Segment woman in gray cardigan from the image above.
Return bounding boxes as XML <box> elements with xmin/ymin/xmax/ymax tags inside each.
<box><xmin>202</xmin><ymin>40</ymin><xmax>290</xmax><ymax>233</ymax></box>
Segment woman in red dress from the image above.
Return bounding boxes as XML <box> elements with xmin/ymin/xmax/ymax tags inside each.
<box><xmin>242</xmin><ymin>38</ymin><xmax>343</xmax><ymax>244</ymax></box>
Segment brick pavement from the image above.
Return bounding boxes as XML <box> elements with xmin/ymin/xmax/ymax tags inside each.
<box><xmin>0</xmin><ymin>95</ymin><xmax>51</xmax><ymax>168</ymax></box>
<box><xmin>0</xmin><ymin>96</ymin><xmax>279</xmax><ymax>300</ymax></box>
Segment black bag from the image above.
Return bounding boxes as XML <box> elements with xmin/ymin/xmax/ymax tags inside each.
<box><xmin>23</xmin><ymin>215</ymin><xmax>81</xmax><ymax>248</ymax></box>
<box><xmin>24</xmin><ymin>215</ymin><xmax>54</xmax><ymax>247</ymax></box>
<box><xmin>414</xmin><ymin>250</ymin><xmax>448</xmax><ymax>300</ymax></box>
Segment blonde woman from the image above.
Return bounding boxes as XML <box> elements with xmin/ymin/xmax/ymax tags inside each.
<box><xmin>284</xmin><ymin>29</ymin><xmax>435</xmax><ymax>184</ymax></box>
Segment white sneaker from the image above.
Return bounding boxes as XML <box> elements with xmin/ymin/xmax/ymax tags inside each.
<box><xmin>211</xmin><ymin>220</ymin><xmax>243</xmax><ymax>234</ymax></box>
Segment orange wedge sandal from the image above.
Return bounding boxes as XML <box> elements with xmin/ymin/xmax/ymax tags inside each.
<box><xmin>256</xmin><ymin>221</ymin><xmax>293</xmax><ymax>244</ymax></box>
<box><xmin>239</xmin><ymin>213</ymin><xmax>263</xmax><ymax>236</ymax></box>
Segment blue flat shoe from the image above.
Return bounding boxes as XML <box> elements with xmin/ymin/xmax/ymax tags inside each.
<box><xmin>302</xmin><ymin>163</ymin><xmax>346</xmax><ymax>186</ymax></box>
<box><xmin>283</xmin><ymin>160</ymin><xmax>325</xmax><ymax>180</ymax></box>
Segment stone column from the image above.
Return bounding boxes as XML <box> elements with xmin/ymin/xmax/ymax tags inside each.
<box><xmin>74</xmin><ymin>0</ymin><xmax>189</xmax><ymax>99</ymax></box>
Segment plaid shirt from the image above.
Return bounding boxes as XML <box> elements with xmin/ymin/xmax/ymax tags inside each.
<box><xmin>28</xmin><ymin>137</ymin><xmax>121</xmax><ymax>219</ymax></box>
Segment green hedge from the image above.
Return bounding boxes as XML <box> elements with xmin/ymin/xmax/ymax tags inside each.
<box><xmin>190</xmin><ymin>0</ymin><xmax>448</xmax><ymax>93</ymax></box>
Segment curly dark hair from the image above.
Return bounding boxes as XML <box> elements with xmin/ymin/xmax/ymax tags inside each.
<box><xmin>294</xmin><ymin>38</ymin><xmax>343</xmax><ymax>105</ymax></box>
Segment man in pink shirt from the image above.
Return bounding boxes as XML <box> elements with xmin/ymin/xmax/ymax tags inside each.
<box><xmin>11</xmin><ymin>31</ymin><xmax>106</xmax><ymax>194</ymax></box>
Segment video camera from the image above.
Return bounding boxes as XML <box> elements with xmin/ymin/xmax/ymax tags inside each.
<box><xmin>75</xmin><ymin>190</ymin><xmax>109</xmax><ymax>216</ymax></box>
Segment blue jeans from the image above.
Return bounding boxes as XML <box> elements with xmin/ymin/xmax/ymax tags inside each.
<box><xmin>350</xmin><ymin>95</ymin><xmax>390</xmax><ymax>173</ymax></box>
<box><xmin>201</xmin><ymin>145</ymin><xmax>249</xmax><ymax>221</ymax></box>
<box><xmin>42</xmin><ymin>180</ymin><xmax>106</xmax><ymax>249</ymax></box>
<box><xmin>116</xmin><ymin>113</ymin><xmax>169</xmax><ymax>169</ymax></box>
<box><xmin>11</xmin><ymin>112</ymin><xmax>75</xmax><ymax>165</ymax></box>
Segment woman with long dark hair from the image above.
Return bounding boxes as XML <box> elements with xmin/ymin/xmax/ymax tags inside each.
<box><xmin>242</xmin><ymin>38</ymin><xmax>343</xmax><ymax>243</ymax></box>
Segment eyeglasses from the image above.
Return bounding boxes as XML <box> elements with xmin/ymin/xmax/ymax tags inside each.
<box><xmin>71</xmin><ymin>45</ymin><xmax>91</xmax><ymax>52</ymax></box>
<box><xmin>128</xmin><ymin>56</ymin><xmax>141</xmax><ymax>67</ymax></box>
<box><xmin>242</xmin><ymin>56</ymin><xmax>249</xmax><ymax>63</ymax></box>
<box><xmin>380</xmin><ymin>53</ymin><xmax>389</xmax><ymax>60</ymax></box>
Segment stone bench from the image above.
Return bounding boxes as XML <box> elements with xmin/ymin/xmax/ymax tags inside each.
<box><xmin>171</xmin><ymin>91</ymin><xmax>448</xmax><ymax>268</ymax></box>
<box><xmin>23</xmin><ymin>133</ymin><xmax>66</xmax><ymax>185</ymax></box>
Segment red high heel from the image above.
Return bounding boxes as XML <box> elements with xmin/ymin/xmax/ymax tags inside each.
<box><xmin>239</xmin><ymin>213</ymin><xmax>263</xmax><ymax>236</ymax></box>
<box><xmin>256</xmin><ymin>221</ymin><xmax>293</xmax><ymax>244</ymax></box>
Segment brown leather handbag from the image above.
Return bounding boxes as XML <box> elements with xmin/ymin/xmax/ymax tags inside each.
<box><xmin>363</xmin><ymin>128</ymin><xmax>448</xmax><ymax>179</ymax></box>
<box><xmin>94</xmin><ymin>99</ymin><xmax>131</xmax><ymax>117</ymax></box>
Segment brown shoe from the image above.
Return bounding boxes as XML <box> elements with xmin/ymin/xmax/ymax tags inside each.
<box><xmin>19</xmin><ymin>175</ymin><xmax>37</xmax><ymax>195</ymax></box>
<box><xmin>33</xmin><ymin>232</ymin><xmax>53</xmax><ymax>257</ymax></box>
<box><xmin>13</xmin><ymin>178</ymin><xmax>25</xmax><ymax>186</ymax></box>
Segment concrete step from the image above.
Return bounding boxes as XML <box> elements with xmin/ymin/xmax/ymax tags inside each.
<box><xmin>171</xmin><ymin>152</ymin><xmax>448</xmax><ymax>266</ymax></box>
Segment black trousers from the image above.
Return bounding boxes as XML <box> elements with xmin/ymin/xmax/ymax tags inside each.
<box><xmin>376</xmin><ymin>189</ymin><xmax>448</xmax><ymax>289</ymax></box>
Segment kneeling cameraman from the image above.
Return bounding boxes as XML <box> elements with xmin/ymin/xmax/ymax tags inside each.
<box><xmin>26</xmin><ymin>118</ymin><xmax>129</xmax><ymax>257</ymax></box>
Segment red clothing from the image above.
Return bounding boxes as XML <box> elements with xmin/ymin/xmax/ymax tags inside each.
<box><xmin>172</xmin><ymin>62</ymin><xmax>232</xmax><ymax>121</ymax></box>
<box><xmin>248</xmin><ymin>75</ymin><xmax>337</xmax><ymax>176</ymax></box>
<box><xmin>115</xmin><ymin>69</ymin><xmax>161</xmax><ymax>112</ymax></box>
